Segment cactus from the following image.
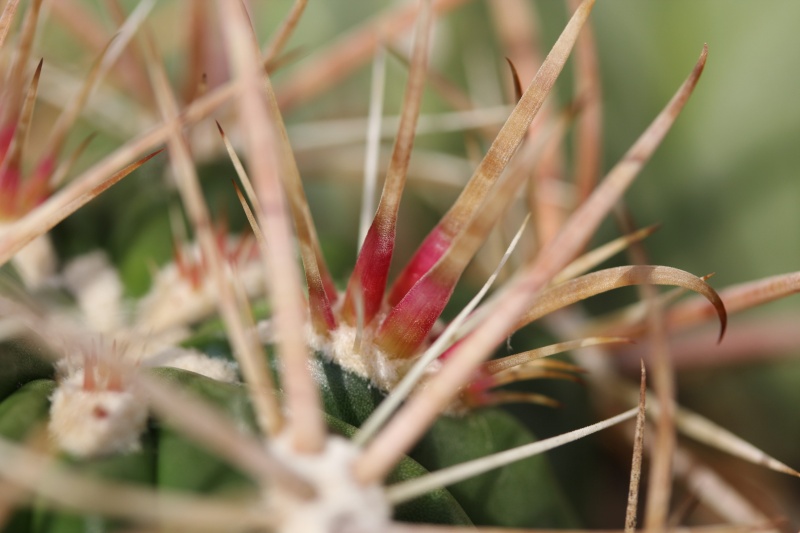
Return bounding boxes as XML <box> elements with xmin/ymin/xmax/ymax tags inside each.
<box><xmin>0</xmin><ymin>1</ymin><xmax>798</xmax><ymax>532</ymax></box>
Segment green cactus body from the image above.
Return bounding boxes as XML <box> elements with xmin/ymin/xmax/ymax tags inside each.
<box><xmin>0</xmin><ymin>343</ymin><xmax>576</xmax><ymax>531</ymax></box>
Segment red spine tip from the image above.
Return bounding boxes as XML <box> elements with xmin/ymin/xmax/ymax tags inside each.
<box><xmin>387</xmin><ymin>226</ymin><xmax>452</xmax><ymax>307</ymax></box>
<box><xmin>342</xmin><ymin>222</ymin><xmax>396</xmax><ymax>326</ymax></box>
<box><xmin>375</xmin><ymin>276</ymin><xmax>453</xmax><ymax>359</ymax></box>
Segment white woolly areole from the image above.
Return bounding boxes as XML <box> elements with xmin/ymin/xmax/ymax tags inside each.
<box><xmin>145</xmin><ymin>347</ymin><xmax>238</xmax><ymax>383</ymax></box>
<box><xmin>62</xmin><ymin>251</ymin><xmax>124</xmax><ymax>334</ymax></box>
<box><xmin>266</xmin><ymin>435</ymin><xmax>390</xmax><ymax>533</ymax></box>
<box><xmin>135</xmin><ymin>246</ymin><xmax>264</xmax><ymax>334</ymax></box>
<box><xmin>48</xmin><ymin>371</ymin><xmax>147</xmax><ymax>458</ymax></box>
<box><xmin>309</xmin><ymin>324</ymin><xmax>415</xmax><ymax>390</ymax></box>
<box><xmin>135</xmin><ymin>262</ymin><xmax>216</xmax><ymax>332</ymax></box>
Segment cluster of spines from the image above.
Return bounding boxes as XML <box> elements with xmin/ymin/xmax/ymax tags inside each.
<box><xmin>0</xmin><ymin>1</ymin><xmax>796</xmax><ymax>532</ymax></box>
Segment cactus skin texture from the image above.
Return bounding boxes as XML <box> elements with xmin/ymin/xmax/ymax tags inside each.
<box><xmin>0</xmin><ymin>351</ymin><xmax>575</xmax><ymax>530</ymax></box>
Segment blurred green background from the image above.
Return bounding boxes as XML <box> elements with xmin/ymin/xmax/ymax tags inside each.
<box><xmin>592</xmin><ymin>1</ymin><xmax>800</xmax><ymax>288</ymax></box>
<box><xmin>267</xmin><ymin>0</ymin><xmax>800</xmax><ymax>287</ymax></box>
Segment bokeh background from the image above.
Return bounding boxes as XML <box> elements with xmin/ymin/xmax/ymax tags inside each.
<box><xmin>264</xmin><ymin>0</ymin><xmax>800</xmax><ymax>283</ymax></box>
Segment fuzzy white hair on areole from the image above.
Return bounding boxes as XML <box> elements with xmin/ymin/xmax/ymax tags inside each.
<box><xmin>48</xmin><ymin>370</ymin><xmax>147</xmax><ymax>458</ymax></box>
<box><xmin>267</xmin><ymin>435</ymin><xmax>390</xmax><ymax>533</ymax></box>
<box><xmin>145</xmin><ymin>346</ymin><xmax>239</xmax><ymax>383</ymax></box>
